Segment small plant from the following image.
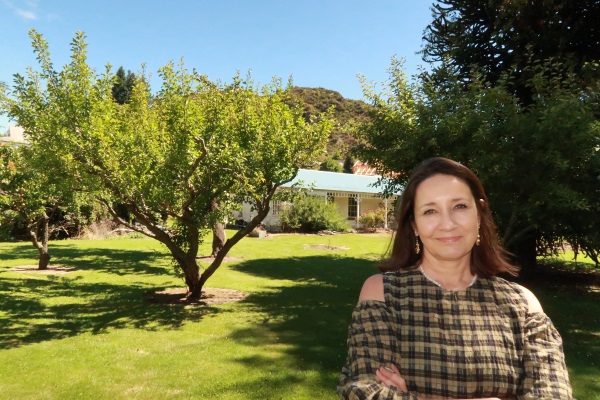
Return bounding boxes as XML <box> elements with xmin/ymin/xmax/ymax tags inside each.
<box><xmin>358</xmin><ymin>207</ymin><xmax>387</xmax><ymax>232</ymax></box>
<box><xmin>279</xmin><ymin>195</ymin><xmax>349</xmax><ymax>233</ymax></box>
<box><xmin>319</xmin><ymin>157</ymin><xmax>343</xmax><ymax>172</ymax></box>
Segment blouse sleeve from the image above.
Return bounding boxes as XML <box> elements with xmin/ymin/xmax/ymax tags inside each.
<box><xmin>337</xmin><ymin>301</ymin><xmax>418</xmax><ymax>400</ymax></box>
<box><xmin>519</xmin><ymin>312</ymin><xmax>573</xmax><ymax>400</ymax></box>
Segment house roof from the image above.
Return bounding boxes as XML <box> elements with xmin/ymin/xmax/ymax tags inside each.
<box><xmin>283</xmin><ymin>168</ymin><xmax>389</xmax><ymax>194</ymax></box>
<box><xmin>352</xmin><ymin>161</ymin><xmax>377</xmax><ymax>176</ymax></box>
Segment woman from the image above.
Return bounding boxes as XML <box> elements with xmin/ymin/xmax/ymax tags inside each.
<box><xmin>338</xmin><ymin>157</ymin><xmax>572</xmax><ymax>399</ymax></box>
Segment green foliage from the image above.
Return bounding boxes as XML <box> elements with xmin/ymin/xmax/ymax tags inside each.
<box><xmin>422</xmin><ymin>0</ymin><xmax>600</xmax><ymax>104</ymax></box>
<box><xmin>319</xmin><ymin>157</ymin><xmax>343</xmax><ymax>172</ymax></box>
<box><xmin>354</xmin><ymin>57</ymin><xmax>418</xmax><ymax>185</ymax></box>
<box><xmin>343</xmin><ymin>154</ymin><xmax>355</xmax><ymax>174</ymax></box>
<box><xmin>358</xmin><ymin>207</ymin><xmax>387</xmax><ymax>231</ymax></box>
<box><xmin>0</xmin><ymin>30</ymin><xmax>332</xmax><ymax>293</ymax></box>
<box><xmin>288</xmin><ymin>87</ymin><xmax>373</xmax><ymax>163</ymax></box>
<box><xmin>289</xmin><ymin>87</ymin><xmax>371</xmax><ymax>125</ymax></box>
<box><xmin>278</xmin><ymin>195</ymin><xmax>349</xmax><ymax>232</ymax></box>
<box><xmin>0</xmin><ymin>141</ymin><xmax>88</xmax><ymax>263</ymax></box>
<box><xmin>355</xmin><ymin>59</ymin><xmax>600</xmax><ymax>264</ymax></box>
<box><xmin>111</xmin><ymin>66</ymin><xmax>136</xmax><ymax>105</ymax></box>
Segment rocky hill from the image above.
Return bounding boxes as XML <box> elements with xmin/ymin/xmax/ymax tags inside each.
<box><xmin>288</xmin><ymin>87</ymin><xmax>373</xmax><ymax>165</ymax></box>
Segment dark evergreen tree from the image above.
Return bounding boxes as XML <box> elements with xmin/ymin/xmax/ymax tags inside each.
<box><xmin>111</xmin><ymin>66</ymin><xmax>136</xmax><ymax>105</ymax></box>
<box><xmin>422</xmin><ymin>0</ymin><xmax>600</xmax><ymax>104</ymax></box>
<box><xmin>343</xmin><ymin>155</ymin><xmax>355</xmax><ymax>174</ymax></box>
<box><xmin>111</xmin><ymin>67</ymin><xmax>138</xmax><ymax>223</ymax></box>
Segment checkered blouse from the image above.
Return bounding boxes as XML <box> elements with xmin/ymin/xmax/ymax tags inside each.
<box><xmin>338</xmin><ymin>269</ymin><xmax>572</xmax><ymax>399</ymax></box>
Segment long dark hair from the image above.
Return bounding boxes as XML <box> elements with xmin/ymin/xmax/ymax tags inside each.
<box><xmin>380</xmin><ymin>157</ymin><xmax>517</xmax><ymax>278</ymax></box>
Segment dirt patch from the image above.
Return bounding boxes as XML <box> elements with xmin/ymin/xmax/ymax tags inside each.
<box><xmin>144</xmin><ymin>287</ymin><xmax>248</xmax><ymax>306</ymax></box>
<box><xmin>355</xmin><ymin>228</ymin><xmax>394</xmax><ymax>235</ymax></box>
<box><xmin>8</xmin><ymin>265</ymin><xmax>75</xmax><ymax>275</ymax></box>
<box><xmin>196</xmin><ymin>255</ymin><xmax>243</xmax><ymax>263</ymax></box>
<box><xmin>305</xmin><ymin>244</ymin><xmax>350</xmax><ymax>251</ymax></box>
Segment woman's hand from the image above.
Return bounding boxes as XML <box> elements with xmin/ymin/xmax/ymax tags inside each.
<box><xmin>376</xmin><ymin>364</ymin><xmax>408</xmax><ymax>392</ymax></box>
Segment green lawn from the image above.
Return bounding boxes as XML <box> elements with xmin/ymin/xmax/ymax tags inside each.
<box><xmin>0</xmin><ymin>232</ymin><xmax>598</xmax><ymax>399</ymax></box>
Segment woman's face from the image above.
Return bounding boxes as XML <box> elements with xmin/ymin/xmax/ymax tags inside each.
<box><xmin>413</xmin><ymin>174</ymin><xmax>479</xmax><ymax>265</ymax></box>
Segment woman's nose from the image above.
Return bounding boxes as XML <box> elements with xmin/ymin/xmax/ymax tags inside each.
<box><xmin>439</xmin><ymin>210</ymin><xmax>457</xmax><ymax>229</ymax></box>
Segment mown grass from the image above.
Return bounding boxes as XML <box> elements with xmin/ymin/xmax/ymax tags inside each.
<box><xmin>0</xmin><ymin>232</ymin><xmax>598</xmax><ymax>399</ymax></box>
<box><xmin>534</xmin><ymin>252</ymin><xmax>600</xmax><ymax>400</ymax></box>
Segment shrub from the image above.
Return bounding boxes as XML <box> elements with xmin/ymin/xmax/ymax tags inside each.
<box><xmin>319</xmin><ymin>157</ymin><xmax>343</xmax><ymax>172</ymax></box>
<box><xmin>279</xmin><ymin>195</ymin><xmax>349</xmax><ymax>232</ymax></box>
<box><xmin>358</xmin><ymin>207</ymin><xmax>387</xmax><ymax>231</ymax></box>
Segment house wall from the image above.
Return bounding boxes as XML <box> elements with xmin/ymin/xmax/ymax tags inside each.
<box><xmin>332</xmin><ymin>197</ymin><xmax>347</xmax><ymax>218</ymax></box>
<box><xmin>235</xmin><ymin>190</ymin><xmax>393</xmax><ymax>231</ymax></box>
<box><xmin>356</xmin><ymin>198</ymin><xmax>386</xmax><ymax>216</ymax></box>
<box><xmin>234</xmin><ymin>202</ymin><xmax>285</xmax><ymax>230</ymax></box>
<box><xmin>0</xmin><ymin>126</ymin><xmax>26</xmax><ymax>144</ymax></box>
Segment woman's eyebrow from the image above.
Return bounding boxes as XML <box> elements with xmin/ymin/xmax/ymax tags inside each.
<box><xmin>417</xmin><ymin>197</ymin><xmax>470</xmax><ymax>207</ymax></box>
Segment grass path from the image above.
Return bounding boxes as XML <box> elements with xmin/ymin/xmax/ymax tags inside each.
<box><xmin>0</xmin><ymin>232</ymin><xmax>598</xmax><ymax>399</ymax></box>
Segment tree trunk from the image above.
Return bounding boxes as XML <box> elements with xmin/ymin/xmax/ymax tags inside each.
<box><xmin>181</xmin><ymin>256</ymin><xmax>202</xmax><ymax>301</ymax></box>
<box><xmin>29</xmin><ymin>213</ymin><xmax>51</xmax><ymax>270</ymax></box>
<box><xmin>211</xmin><ymin>222</ymin><xmax>226</xmax><ymax>258</ymax></box>
<box><xmin>210</xmin><ymin>200</ymin><xmax>226</xmax><ymax>257</ymax></box>
<box><xmin>188</xmin><ymin>281</ymin><xmax>203</xmax><ymax>301</ymax></box>
<box><xmin>508</xmin><ymin>234</ymin><xmax>537</xmax><ymax>280</ymax></box>
<box><xmin>38</xmin><ymin>252</ymin><xmax>51</xmax><ymax>270</ymax></box>
<box><xmin>196</xmin><ymin>206</ymin><xmax>271</xmax><ymax>298</ymax></box>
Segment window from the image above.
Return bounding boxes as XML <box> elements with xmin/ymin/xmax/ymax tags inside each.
<box><xmin>348</xmin><ymin>195</ymin><xmax>358</xmax><ymax>219</ymax></box>
<box><xmin>272</xmin><ymin>200</ymin><xmax>284</xmax><ymax>216</ymax></box>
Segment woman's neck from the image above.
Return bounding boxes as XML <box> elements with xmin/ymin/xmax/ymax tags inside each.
<box><xmin>418</xmin><ymin>258</ymin><xmax>476</xmax><ymax>290</ymax></box>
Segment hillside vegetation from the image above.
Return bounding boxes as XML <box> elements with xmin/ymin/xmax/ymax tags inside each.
<box><xmin>289</xmin><ymin>87</ymin><xmax>372</xmax><ymax>164</ymax></box>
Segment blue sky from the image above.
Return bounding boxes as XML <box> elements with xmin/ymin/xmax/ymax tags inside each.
<box><xmin>1</xmin><ymin>0</ymin><xmax>435</xmax><ymax>130</ymax></box>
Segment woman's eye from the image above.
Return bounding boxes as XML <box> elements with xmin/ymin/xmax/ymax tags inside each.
<box><xmin>423</xmin><ymin>209</ymin><xmax>436</xmax><ymax>215</ymax></box>
<box><xmin>455</xmin><ymin>203</ymin><xmax>468</xmax><ymax>209</ymax></box>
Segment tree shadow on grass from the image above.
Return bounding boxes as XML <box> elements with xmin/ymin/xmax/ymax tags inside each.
<box><xmin>48</xmin><ymin>244</ymin><xmax>173</xmax><ymax>277</ymax></box>
<box><xmin>0</xmin><ymin>274</ymin><xmax>222</xmax><ymax>349</ymax></box>
<box><xmin>0</xmin><ymin>242</ymin><xmax>39</xmax><ymax>261</ymax></box>
<box><xmin>0</xmin><ymin>241</ymin><xmax>173</xmax><ymax>277</ymax></box>
<box><xmin>227</xmin><ymin>256</ymin><xmax>600</xmax><ymax>398</ymax></box>
<box><xmin>226</xmin><ymin>255</ymin><xmax>379</xmax><ymax>397</ymax></box>
<box><xmin>520</xmin><ymin>272</ymin><xmax>600</xmax><ymax>397</ymax></box>
<box><xmin>0</xmin><ymin>243</ymin><xmax>220</xmax><ymax>350</ymax></box>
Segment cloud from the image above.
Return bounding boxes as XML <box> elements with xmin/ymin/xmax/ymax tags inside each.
<box><xmin>16</xmin><ymin>8</ymin><xmax>37</xmax><ymax>20</ymax></box>
<box><xmin>2</xmin><ymin>0</ymin><xmax>38</xmax><ymax>21</ymax></box>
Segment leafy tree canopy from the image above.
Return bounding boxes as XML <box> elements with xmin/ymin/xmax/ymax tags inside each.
<box><xmin>0</xmin><ymin>142</ymin><xmax>86</xmax><ymax>268</ymax></box>
<box><xmin>319</xmin><ymin>157</ymin><xmax>343</xmax><ymax>172</ymax></box>
<box><xmin>422</xmin><ymin>0</ymin><xmax>600</xmax><ymax>103</ymax></box>
<box><xmin>355</xmin><ymin>59</ymin><xmax>600</xmax><ymax>266</ymax></box>
<box><xmin>0</xmin><ymin>30</ymin><xmax>332</xmax><ymax>299</ymax></box>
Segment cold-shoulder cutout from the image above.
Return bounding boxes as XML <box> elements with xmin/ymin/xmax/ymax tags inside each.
<box><xmin>358</xmin><ymin>274</ymin><xmax>385</xmax><ymax>302</ymax></box>
<box><xmin>519</xmin><ymin>284</ymin><xmax>544</xmax><ymax>314</ymax></box>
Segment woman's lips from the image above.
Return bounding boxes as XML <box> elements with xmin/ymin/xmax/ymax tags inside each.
<box><xmin>437</xmin><ymin>236</ymin><xmax>461</xmax><ymax>243</ymax></box>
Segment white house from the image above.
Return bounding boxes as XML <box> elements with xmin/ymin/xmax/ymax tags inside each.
<box><xmin>0</xmin><ymin>126</ymin><xmax>26</xmax><ymax>145</ymax></box>
<box><xmin>236</xmin><ymin>169</ymin><xmax>400</xmax><ymax>231</ymax></box>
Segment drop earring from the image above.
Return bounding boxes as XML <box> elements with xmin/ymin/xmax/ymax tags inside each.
<box><xmin>476</xmin><ymin>225</ymin><xmax>481</xmax><ymax>246</ymax></box>
<box><xmin>415</xmin><ymin>234</ymin><xmax>421</xmax><ymax>254</ymax></box>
